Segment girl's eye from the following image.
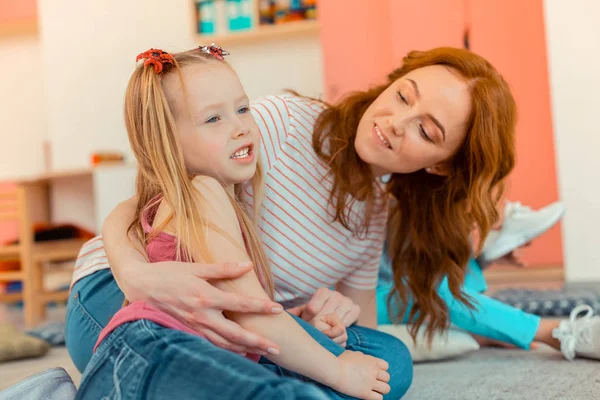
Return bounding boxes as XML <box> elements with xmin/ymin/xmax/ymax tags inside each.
<box><xmin>206</xmin><ymin>115</ymin><xmax>220</xmax><ymax>124</ymax></box>
<box><xmin>238</xmin><ymin>106</ymin><xmax>250</xmax><ymax>114</ymax></box>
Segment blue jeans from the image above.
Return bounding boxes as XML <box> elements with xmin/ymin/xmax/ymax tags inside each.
<box><xmin>376</xmin><ymin>256</ymin><xmax>541</xmax><ymax>349</ymax></box>
<box><xmin>76</xmin><ymin>320</ymin><xmax>329</xmax><ymax>400</ymax></box>
<box><xmin>65</xmin><ymin>269</ymin><xmax>124</xmax><ymax>373</ymax></box>
<box><xmin>69</xmin><ymin>270</ymin><xmax>413</xmax><ymax>399</ymax></box>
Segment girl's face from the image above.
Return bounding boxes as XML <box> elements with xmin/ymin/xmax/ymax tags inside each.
<box><xmin>355</xmin><ymin>65</ymin><xmax>472</xmax><ymax>177</ymax></box>
<box><xmin>165</xmin><ymin>63</ymin><xmax>260</xmax><ymax>186</ymax></box>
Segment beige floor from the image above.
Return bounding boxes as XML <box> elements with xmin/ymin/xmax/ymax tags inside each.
<box><xmin>0</xmin><ymin>304</ymin><xmax>81</xmax><ymax>391</ymax></box>
<box><xmin>1</xmin><ymin>347</ymin><xmax>81</xmax><ymax>390</ymax></box>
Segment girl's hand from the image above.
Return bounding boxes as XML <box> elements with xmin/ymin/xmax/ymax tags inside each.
<box><xmin>300</xmin><ymin>288</ymin><xmax>361</xmax><ymax>327</ymax></box>
<box><xmin>310</xmin><ymin>313</ymin><xmax>348</xmax><ymax>347</ymax></box>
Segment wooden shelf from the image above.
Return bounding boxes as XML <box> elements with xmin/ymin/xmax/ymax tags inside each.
<box><xmin>196</xmin><ymin>19</ymin><xmax>320</xmax><ymax>46</ymax></box>
<box><xmin>0</xmin><ymin>292</ymin><xmax>22</xmax><ymax>303</ymax></box>
<box><xmin>0</xmin><ymin>244</ymin><xmax>20</xmax><ymax>262</ymax></box>
<box><xmin>0</xmin><ymin>270</ymin><xmax>23</xmax><ymax>282</ymax></box>
<box><xmin>1</xmin><ymin>240</ymin><xmax>85</xmax><ymax>264</ymax></box>
<box><xmin>0</xmin><ymin>291</ymin><xmax>69</xmax><ymax>304</ymax></box>
<box><xmin>40</xmin><ymin>290</ymin><xmax>70</xmax><ymax>303</ymax></box>
<box><xmin>32</xmin><ymin>239</ymin><xmax>87</xmax><ymax>263</ymax></box>
<box><xmin>3</xmin><ymin>163</ymin><xmax>135</xmax><ymax>185</ymax></box>
<box><xmin>8</xmin><ymin>168</ymin><xmax>93</xmax><ymax>185</ymax></box>
<box><xmin>0</xmin><ymin>21</ymin><xmax>38</xmax><ymax>37</ymax></box>
<box><xmin>0</xmin><ymin>174</ymin><xmax>92</xmax><ymax>323</ymax></box>
<box><xmin>484</xmin><ymin>265</ymin><xmax>564</xmax><ymax>284</ymax></box>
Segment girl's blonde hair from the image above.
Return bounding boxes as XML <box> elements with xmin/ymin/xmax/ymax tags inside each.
<box><xmin>124</xmin><ymin>49</ymin><xmax>274</xmax><ymax>298</ymax></box>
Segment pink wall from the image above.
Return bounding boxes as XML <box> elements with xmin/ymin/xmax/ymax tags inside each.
<box><xmin>320</xmin><ymin>0</ymin><xmax>562</xmax><ymax>266</ymax></box>
<box><xmin>319</xmin><ymin>0</ymin><xmax>393</xmax><ymax>102</ymax></box>
<box><xmin>469</xmin><ymin>0</ymin><xmax>561</xmax><ymax>266</ymax></box>
<box><xmin>388</xmin><ymin>0</ymin><xmax>464</xmax><ymax>63</ymax></box>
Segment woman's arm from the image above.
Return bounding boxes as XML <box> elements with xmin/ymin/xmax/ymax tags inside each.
<box><xmin>101</xmin><ymin>196</ymin><xmax>147</xmax><ymax>299</ymax></box>
<box><xmin>100</xmin><ymin>196</ymin><xmax>283</xmax><ymax>355</ymax></box>
<box><xmin>336</xmin><ymin>285</ymin><xmax>378</xmax><ymax>329</ymax></box>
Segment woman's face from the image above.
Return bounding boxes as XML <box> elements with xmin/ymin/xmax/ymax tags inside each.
<box><xmin>355</xmin><ymin>65</ymin><xmax>472</xmax><ymax>177</ymax></box>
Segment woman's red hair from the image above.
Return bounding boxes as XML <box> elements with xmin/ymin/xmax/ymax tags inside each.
<box><xmin>312</xmin><ymin>47</ymin><xmax>517</xmax><ymax>341</ymax></box>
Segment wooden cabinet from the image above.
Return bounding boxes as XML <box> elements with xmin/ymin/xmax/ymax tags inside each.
<box><xmin>0</xmin><ymin>172</ymin><xmax>90</xmax><ymax>327</ymax></box>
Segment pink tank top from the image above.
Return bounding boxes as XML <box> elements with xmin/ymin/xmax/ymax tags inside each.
<box><xmin>94</xmin><ymin>197</ymin><xmax>260</xmax><ymax>362</ymax></box>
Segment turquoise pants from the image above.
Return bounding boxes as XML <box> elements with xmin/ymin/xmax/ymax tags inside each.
<box><xmin>376</xmin><ymin>256</ymin><xmax>541</xmax><ymax>349</ymax></box>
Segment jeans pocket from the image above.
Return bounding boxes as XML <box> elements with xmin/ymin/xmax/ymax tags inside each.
<box><xmin>71</xmin><ymin>291</ymin><xmax>103</xmax><ymax>334</ymax></box>
<box><xmin>78</xmin><ymin>337</ymin><xmax>148</xmax><ymax>400</ymax></box>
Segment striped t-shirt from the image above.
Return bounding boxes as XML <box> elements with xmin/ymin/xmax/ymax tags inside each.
<box><xmin>71</xmin><ymin>95</ymin><xmax>389</xmax><ymax>308</ymax></box>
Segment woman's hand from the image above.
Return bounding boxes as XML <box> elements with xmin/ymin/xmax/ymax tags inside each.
<box><xmin>126</xmin><ymin>259</ymin><xmax>284</xmax><ymax>356</ymax></box>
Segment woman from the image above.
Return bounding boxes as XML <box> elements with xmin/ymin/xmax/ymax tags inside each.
<box><xmin>68</xmin><ymin>47</ymin><xmax>514</xmax><ymax>398</ymax></box>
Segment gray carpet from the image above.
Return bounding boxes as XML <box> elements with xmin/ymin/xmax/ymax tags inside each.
<box><xmin>404</xmin><ymin>346</ymin><xmax>600</xmax><ymax>400</ymax></box>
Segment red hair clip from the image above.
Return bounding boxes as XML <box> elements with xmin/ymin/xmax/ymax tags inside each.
<box><xmin>135</xmin><ymin>48</ymin><xmax>175</xmax><ymax>73</ymax></box>
<box><xmin>199</xmin><ymin>43</ymin><xmax>230</xmax><ymax>60</ymax></box>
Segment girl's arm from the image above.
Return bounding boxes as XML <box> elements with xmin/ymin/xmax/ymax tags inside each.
<box><xmin>101</xmin><ymin>197</ymin><xmax>283</xmax><ymax>355</ymax></box>
<box><xmin>184</xmin><ymin>177</ymin><xmax>388</xmax><ymax>397</ymax></box>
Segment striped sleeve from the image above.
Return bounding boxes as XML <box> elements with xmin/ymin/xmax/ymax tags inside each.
<box><xmin>70</xmin><ymin>235</ymin><xmax>110</xmax><ymax>287</ymax></box>
<box><xmin>251</xmin><ymin>95</ymin><xmax>292</xmax><ymax>174</ymax></box>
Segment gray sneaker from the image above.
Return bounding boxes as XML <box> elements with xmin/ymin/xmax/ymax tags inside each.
<box><xmin>0</xmin><ymin>368</ymin><xmax>76</xmax><ymax>400</ymax></box>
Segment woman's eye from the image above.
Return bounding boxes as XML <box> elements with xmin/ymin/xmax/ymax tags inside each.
<box><xmin>419</xmin><ymin>124</ymin><xmax>433</xmax><ymax>142</ymax></box>
<box><xmin>397</xmin><ymin>91</ymin><xmax>408</xmax><ymax>104</ymax></box>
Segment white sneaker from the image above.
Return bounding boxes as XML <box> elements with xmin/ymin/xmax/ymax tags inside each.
<box><xmin>552</xmin><ymin>304</ymin><xmax>600</xmax><ymax>361</ymax></box>
<box><xmin>480</xmin><ymin>201</ymin><xmax>566</xmax><ymax>263</ymax></box>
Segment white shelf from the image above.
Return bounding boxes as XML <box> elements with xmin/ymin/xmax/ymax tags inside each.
<box><xmin>196</xmin><ymin>19</ymin><xmax>320</xmax><ymax>46</ymax></box>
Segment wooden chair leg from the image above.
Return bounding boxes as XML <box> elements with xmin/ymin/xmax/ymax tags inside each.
<box><xmin>21</xmin><ymin>259</ymin><xmax>38</xmax><ymax>328</ymax></box>
<box><xmin>32</xmin><ymin>260</ymin><xmax>46</xmax><ymax>323</ymax></box>
<box><xmin>17</xmin><ymin>184</ymin><xmax>39</xmax><ymax>328</ymax></box>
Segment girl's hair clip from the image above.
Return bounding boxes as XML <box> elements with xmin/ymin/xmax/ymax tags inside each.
<box><xmin>198</xmin><ymin>43</ymin><xmax>230</xmax><ymax>60</ymax></box>
<box><xmin>136</xmin><ymin>48</ymin><xmax>175</xmax><ymax>73</ymax></box>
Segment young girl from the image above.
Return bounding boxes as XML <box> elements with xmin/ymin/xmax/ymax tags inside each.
<box><xmin>76</xmin><ymin>46</ymin><xmax>403</xmax><ymax>400</ymax></box>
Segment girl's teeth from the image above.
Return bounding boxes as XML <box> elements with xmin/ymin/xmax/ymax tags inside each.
<box><xmin>232</xmin><ymin>147</ymin><xmax>250</xmax><ymax>158</ymax></box>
